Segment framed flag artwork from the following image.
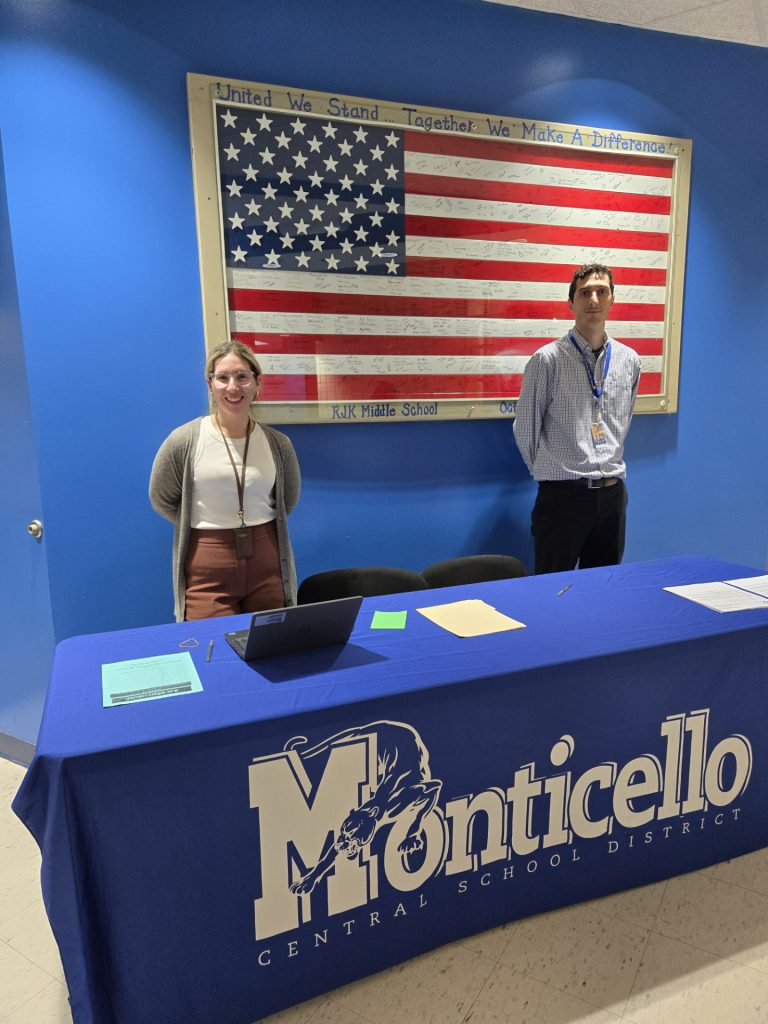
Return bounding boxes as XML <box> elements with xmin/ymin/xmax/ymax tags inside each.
<box><xmin>187</xmin><ymin>74</ymin><xmax>691</xmax><ymax>424</ymax></box>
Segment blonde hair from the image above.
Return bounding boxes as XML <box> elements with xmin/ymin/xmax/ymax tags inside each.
<box><xmin>204</xmin><ymin>340</ymin><xmax>262</xmax><ymax>381</ymax></box>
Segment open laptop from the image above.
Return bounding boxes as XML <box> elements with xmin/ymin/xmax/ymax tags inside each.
<box><xmin>224</xmin><ymin>595</ymin><xmax>364</xmax><ymax>661</ymax></box>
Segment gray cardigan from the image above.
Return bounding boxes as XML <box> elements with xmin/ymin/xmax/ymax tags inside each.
<box><xmin>149</xmin><ymin>416</ymin><xmax>301</xmax><ymax>621</ymax></box>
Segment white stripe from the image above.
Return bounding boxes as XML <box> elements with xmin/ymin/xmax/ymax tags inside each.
<box><xmin>255</xmin><ymin>353</ymin><xmax>663</xmax><ymax>375</ymax></box>
<box><xmin>405</xmin><ymin>150</ymin><xmax>672</xmax><ymax>197</ymax></box>
<box><xmin>407</xmin><ymin>193</ymin><xmax>669</xmax><ymax>235</ymax></box>
<box><xmin>227</xmin><ymin>268</ymin><xmax>666</xmax><ymax>305</ymax></box>
<box><xmin>231</xmin><ymin>310</ymin><xmax>664</xmax><ymax>339</ymax></box>
<box><xmin>407</xmin><ymin>237</ymin><xmax>668</xmax><ymax>269</ymax></box>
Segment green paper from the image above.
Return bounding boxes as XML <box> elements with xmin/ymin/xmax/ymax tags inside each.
<box><xmin>371</xmin><ymin>610</ymin><xmax>408</xmax><ymax>630</ymax></box>
<box><xmin>101</xmin><ymin>652</ymin><xmax>203</xmax><ymax>707</ymax></box>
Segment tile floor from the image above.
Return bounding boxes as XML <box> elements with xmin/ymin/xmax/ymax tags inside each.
<box><xmin>2</xmin><ymin>753</ymin><xmax>768</xmax><ymax>1024</ymax></box>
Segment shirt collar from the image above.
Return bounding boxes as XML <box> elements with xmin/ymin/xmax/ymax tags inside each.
<box><xmin>571</xmin><ymin>327</ymin><xmax>607</xmax><ymax>358</ymax></box>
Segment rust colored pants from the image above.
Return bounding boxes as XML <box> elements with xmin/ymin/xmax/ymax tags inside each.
<box><xmin>183</xmin><ymin>521</ymin><xmax>285</xmax><ymax>620</ymax></box>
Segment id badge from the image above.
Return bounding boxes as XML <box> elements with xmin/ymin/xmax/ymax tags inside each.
<box><xmin>591</xmin><ymin>418</ymin><xmax>608</xmax><ymax>449</ymax></box>
<box><xmin>234</xmin><ymin>528</ymin><xmax>253</xmax><ymax>559</ymax></box>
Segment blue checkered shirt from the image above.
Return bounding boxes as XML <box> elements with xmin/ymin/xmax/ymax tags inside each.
<box><xmin>513</xmin><ymin>329</ymin><xmax>641</xmax><ymax>482</ymax></box>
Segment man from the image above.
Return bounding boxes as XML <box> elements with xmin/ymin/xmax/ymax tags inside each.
<box><xmin>513</xmin><ymin>263</ymin><xmax>641</xmax><ymax>574</ymax></box>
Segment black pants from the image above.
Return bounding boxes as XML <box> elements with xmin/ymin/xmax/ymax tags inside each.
<box><xmin>531</xmin><ymin>480</ymin><xmax>628</xmax><ymax>575</ymax></box>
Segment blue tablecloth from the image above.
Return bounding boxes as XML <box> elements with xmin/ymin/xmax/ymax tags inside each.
<box><xmin>14</xmin><ymin>556</ymin><xmax>768</xmax><ymax>1024</ymax></box>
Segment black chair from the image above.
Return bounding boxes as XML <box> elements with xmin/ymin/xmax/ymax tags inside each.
<box><xmin>297</xmin><ymin>566</ymin><xmax>428</xmax><ymax>605</ymax></box>
<box><xmin>421</xmin><ymin>554</ymin><xmax>529</xmax><ymax>589</ymax></box>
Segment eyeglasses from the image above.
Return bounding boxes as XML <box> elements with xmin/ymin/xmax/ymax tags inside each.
<box><xmin>209</xmin><ymin>372</ymin><xmax>257</xmax><ymax>387</ymax></box>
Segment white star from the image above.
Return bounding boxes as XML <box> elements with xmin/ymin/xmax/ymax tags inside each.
<box><xmin>370</xmin><ymin>179</ymin><xmax>384</xmax><ymax>196</ymax></box>
<box><xmin>339</xmin><ymin>174</ymin><xmax>354</xmax><ymax>191</ymax></box>
<box><xmin>385</xmin><ymin>199</ymin><xmax>399</xmax><ymax>214</ymax></box>
<box><xmin>259</xmin><ymin>147</ymin><xmax>275</xmax><ymax>165</ymax></box>
<box><xmin>294</xmin><ymin>218</ymin><xmax>310</xmax><ymax>235</ymax></box>
<box><xmin>326</xmin><ymin>222</ymin><xmax>339</xmax><ymax>237</ymax></box>
<box><xmin>262</xmin><ymin>183</ymin><xmax>278</xmax><ymax>200</ymax></box>
<box><xmin>338</xmin><ymin>139</ymin><xmax>353</xmax><ymax>156</ymax></box>
<box><xmin>308</xmin><ymin>171</ymin><xmax>323</xmax><ymax>188</ymax></box>
<box><xmin>309</xmin><ymin>235</ymin><xmax>324</xmax><ymax>252</ymax></box>
<box><xmin>264</xmin><ymin>249</ymin><xmax>281</xmax><ymax>267</ymax></box>
<box><xmin>353</xmin><ymin>126</ymin><xmax>368</xmax><ymax>143</ymax></box>
<box><xmin>354</xmin><ymin>225</ymin><xmax>369</xmax><ymax>242</ymax></box>
<box><xmin>248</xmin><ymin>230</ymin><xmax>262</xmax><ymax>246</ymax></box>
<box><xmin>256</xmin><ymin>113</ymin><xmax>273</xmax><ymax>131</ymax></box>
<box><xmin>354</xmin><ymin>159</ymin><xmax>368</xmax><ymax>176</ymax></box>
<box><xmin>241</xmin><ymin>127</ymin><xmax>257</xmax><ymax>145</ymax></box>
<box><xmin>370</xmin><ymin>242</ymin><xmax>384</xmax><ymax>258</ymax></box>
<box><xmin>290</xmin><ymin>118</ymin><xmax>306</xmax><ymax>134</ymax></box>
<box><xmin>355</xmin><ymin>255</ymin><xmax>369</xmax><ymax>271</ymax></box>
<box><xmin>220</xmin><ymin>109</ymin><xmax>237</xmax><ymax>128</ymax></box>
<box><xmin>226</xmin><ymin>180</ymin><xmax>243</xmax><ymax>197</ymax></box>
<box><xmin>384</xmin><ymin>164</ymin><xmax>398</xmax><ymax>181</ymax></box>
<box><xmin>339</xmin><ymin>208</ymin><xmax>354</xmax><ymax>224</ymax></box>
<box><xmin>370</xmin><ymin>211</ymin><xmax>383</xmax><ymax>227</ymax></box>
<box><xmin>323</xmin><ymin>155</ymin><xmax>339</xmax><ymax>173</ymax></box>
<box><xmin>326</xmin><ymin>254</ymin><xmax>340</xmax><ymax>270</ymax></box>
<box><xmin>264</xmin><ymin>216</ymin><xmax>279</xmax><ymax>232</ymax></box>
<box><xmin>231</xmin><ymin>246</ymin><xmax>247</xmax><ymax>261</ymax></box>
<box><xmin>369</xmin><ymin>145</ymin><xmax>384</xmax><ymax>161</ymax></box>
<box><xmin>278</xmin><ymin>201</ymin><xmax>294</xmax><ymax>219</ymax></box>
<box><xmin>354</xmin><ymin>192</ymin><xmax>367</xmax><ymax>209</ymax></box>
<box><xmin>292</xmin><ymin>151</ymin><xmax>308</xmax><ymax>169</ymax></box>
<box><xmin>295</xmin><ymin>252</ymin><xmax>311</xmax><ymax>268</ymax></box>
<box><xmin>324</xmin><ymin>188</ymin><xmax>339</xmax><ymax>206</ymax></box>
<box><xmin>386</xmin><ymin>230</ymin><xmax>400</xmax><ymax>246</ymax></box>
<box><xmin>293</xmin><ymin>186</ymin><xmax>309</xmax><ymax>203</ymax></box>
<box><xmin>386</xmin><ymin>259</ymin><xmax>399</xmax><ymax>274</ymax></box>
<box><xmin>308</xmin><ymin>204</ymin><xmax>324</xmax><ymax>221</ymax></box>
<box><xmin>340</xmin><ymin>238</ymin><xmax>354</xmax><ymax>254</ymax></box>
<box><xmin>280</xmin><ymin>232</ymin><xmax>295</xmax><ymax>249</ymax></box>
<box><xmin>243</xmin><ymin>165</ymin><xmax>259</xmax><ymax>181</ymax></box>
<box><xmin>385</xmin><ymin>131</ymin><xmax>398</xmax><ymax>147</ymax></box>
<box><xmin>276</xmin><ymin>167</ymin><xmax>293</xmax><ymax>184</ymax></box>
<box><xmin>229</xmin><ymin>213</ymin><xmax>245</xmax><ymax>230</ymax></box>
<box><xmin>321</xmin><ymin>122</ymin><xmax>338</xmax><ymax>138</ymax></box>
<box><xmin>246</xmin><ymin>199</ymin><xmax>262</xmax><ymax>216</ymax></box>
<box><xmin>307</xmin><ymin>136</ymin><xmax>322</xmax><ymax>153</ymax></box>
<box><xmin>275</xmin><ymin>131</ymin><xmax>291</xmax><ymax>149</ymax></box>
<box><xmin>223</xmin><ymin>144</ymin><xmax>240</xmax><ymax>161</ymax></box>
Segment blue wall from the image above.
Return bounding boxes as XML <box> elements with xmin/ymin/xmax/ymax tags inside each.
<box><xmin>1</xmin><ymin>0</ymin><xmax>766</xmax><ymax>647</ymax></box>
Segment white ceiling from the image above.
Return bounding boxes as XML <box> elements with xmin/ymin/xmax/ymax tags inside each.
<box><xmin>483</xmin><ymin>0</ymin><xmax>768</xmax><ymax>48</ymax></box>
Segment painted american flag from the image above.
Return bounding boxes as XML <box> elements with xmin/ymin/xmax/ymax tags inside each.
<box><xmin>216</xmin><ymin>106</ymin><xmax>669</xmax><ymax>404</ymax></box>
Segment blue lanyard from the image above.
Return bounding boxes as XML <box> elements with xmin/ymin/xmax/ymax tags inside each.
<box><xmin>569</xmin><ymin>331</ymin><xmax>611</xmax><ymax>399</ymax></box>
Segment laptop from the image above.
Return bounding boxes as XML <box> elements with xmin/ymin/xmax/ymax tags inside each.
<box><xmin>224</xmin><ymin>595</ymin><xmax>364</xmax><ymax>661</ymax></box>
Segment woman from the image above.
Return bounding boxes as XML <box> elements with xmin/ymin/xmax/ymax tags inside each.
<box><xmin>149</xmin><ymin>341</ymin><xmax>300</xmax><ymax>621</ymax></box>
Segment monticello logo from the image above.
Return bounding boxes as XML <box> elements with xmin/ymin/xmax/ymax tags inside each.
<box><xmin>248</xmin><ymin>711</ymin><xmax>751</xmax><ymax>943</ymax></box>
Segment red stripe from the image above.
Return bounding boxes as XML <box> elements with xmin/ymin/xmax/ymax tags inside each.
<box><xmin>235</xmin><ymin>332</ymin><xmax>664</xmax><ymax>359</ymax></box>
<box><xmin>404</xmin><ymin>131</ymin><xmax>674</xmax><ymax>177</ymax></box>
<box><xmin>258</xmin><ymin>371</ymin><xmax>664</xmax><ymax>402</ymax></box>
<box><xmin>405</xmin><ymin>172</ymin><xmax>671</xmax><ymax>215</ymax></box>
<box><xmin>405</xmin><ymin>258</ymin><xmax>668</xmax><ymax>287</ymax></box>
<box><xmin>229</xmin><ymin>288</ymin><xmax>664</xmax><ymax>322</ymax></box>
<box><xmin>406</xmin><ymin>214</ymin><xmax>669</xmax><ymax>252</ymax></box>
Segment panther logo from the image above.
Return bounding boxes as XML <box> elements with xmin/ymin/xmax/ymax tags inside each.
<box><xmin>285</xmin><ymin>721</ymin><xmax>442</xmax><ymax>896</ymax></box>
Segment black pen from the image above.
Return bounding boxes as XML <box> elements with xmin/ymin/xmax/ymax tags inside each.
<box><xmin>557</xmin><ymin>583</ymin><xmax>572</xmax><ymax>597</ymax></box>
<box><xmin>206</xmin><ymin>640</ymin><xmax>214</xmax><ymax>662</ymax></box>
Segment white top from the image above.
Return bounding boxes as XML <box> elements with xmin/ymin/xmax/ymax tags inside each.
<box><xmin>190</xmin><ymin>417</ymin><xmax>277</xmax><ymax>529</ymax></box>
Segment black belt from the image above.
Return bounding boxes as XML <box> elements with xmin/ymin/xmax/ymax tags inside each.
<box><xmin>541</xmin><ymin>477</ymin><xmax>620</xmax><ymax>490</ymax></box>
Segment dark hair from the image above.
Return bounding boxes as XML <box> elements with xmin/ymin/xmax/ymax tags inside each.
<box><xmin>204</xmin><ymin>340</ymin><xmax>262</xmax><ymax>381</ymax></box>
<box><xmin>569</xmin><ymin>264</ymin><xmax>614</xmax><ymax>303</ymax></box>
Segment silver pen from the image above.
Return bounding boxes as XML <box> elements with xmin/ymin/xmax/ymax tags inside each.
<box><xmin>206</xmin><ymin>640</ymin><xmax>214</xmax><ymax>662</ymax></box>
<box><xmin>556</xmin><ymin>583</ymin><xmax>572</xmax><ymax>597</ymax></box>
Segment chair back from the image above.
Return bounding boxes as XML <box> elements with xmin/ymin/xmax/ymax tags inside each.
<box><xmin>421</xmin><ymin>554</ymin><xmax>528</xmax><ymax>589</ymax></box>
<box><xmin>297</xmin><ymin>566</ymin><xmax>428</xmax><ymax>604</ymax></box>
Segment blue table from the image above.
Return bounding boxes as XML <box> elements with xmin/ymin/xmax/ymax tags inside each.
<box><xmin>13</xmin><ymin>556</ymin><xmax>768</xmax><ymax>1024</ymax></box>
